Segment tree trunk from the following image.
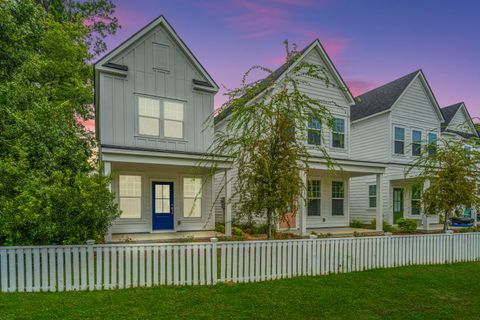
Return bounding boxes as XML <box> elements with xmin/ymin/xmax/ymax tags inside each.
<box><xmin>444</xmin><ymin>211</ymin><xmax>449</xmax><ymax>232</ymax></box>
<box><xmin>266</xmin><ymin>210</ymin><xmax>273</xmax><ymax>239</ymax></box>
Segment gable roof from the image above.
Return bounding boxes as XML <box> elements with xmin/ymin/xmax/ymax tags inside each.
<box><xmin>350</xmin><ymin>70</ymin><xmax>445</xmax><ymax>123</ymax></box>
<box><xmin>441</xmin><ymin>102</ymin><xmax>463</xmax><ymax>127</ymax></box>
<box><xmin>215</xmin><ymin>39</ymin><xmax>355</xmax><ymax>123</ymax></box>
<box><xmin>441</xmin><ymin>102</ymin><xmax>478</xmax><ymax>137</ymax></box>
<box><xmin>95</xmin><ymin>15</ymin><xmax>218</xmax><ymax>91</ymax></box>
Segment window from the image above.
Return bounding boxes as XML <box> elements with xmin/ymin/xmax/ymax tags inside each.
<box><xmin>332</xmin><ymin>181</ymin><xmax>344</xmax><ymax>216</ymax></box>
<box><xmin>183</xmin><ymin>178</ymin><xmax>202</xmax><ymax>218</ymax></box>
<box><xmin>394</xmin><ymin>127</ymin><xmax>405</xmax><ymax>155</ymax></box>
<box><xmin>332</xmin><ymin>118</ymin><xmax>345</xmax><ymax>148</ymax></box>
<box><xmin>138</xmin><ymin>97</ymin><xmax>161</xmax><ymax>136</ymax></box>
<box><xmin>307</xmin><ymin>115</ymin><xmax>321</xmax><ymax>145</ymax></box>
<box><xmin>368</xmin><ymin>185</ymin><xmax>376</xmax><ymax>208</ymax></box>
<box><xmin>411</xmin><ymin>185</ymin><xmax>421</xmax><ymax>215</ymax></box>
<box><xmin>412</xmin><ymin>130</ymin><xmax>422</xmax><ymax>156</ymax></box>
<box><xmin>118</xmin><ymin>175</ymin><xmax>142</xmax><ymax>219</ymax></box>
<box><xmin>137</xmin><ymin>97</ymin><xmax>184</xmax><ymax>139</ymax></box>
<box><xmin>427</xmin><ymin>132</ymin><xmax>437</xmax><ymax>156</ymax></box>
<box><xmin>153</xmin><ymin>43</ymin><xmax>169</xmax><ymax>70</ymax></box>
<box><xmin>164</xmin><ymin>101</ymin><xmax>184</xmax><ymax>139</ymax></box>
<box><xmin>307</xmin><ymin>180</ymin><xmax>321</xmax><ymax>216</ymax></box>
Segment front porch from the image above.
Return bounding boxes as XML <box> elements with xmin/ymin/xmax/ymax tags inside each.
<box><xmin>102</xmin><ymin>146</ymin><xmax>231</xmax><ymax>240</ymax></box>
<box><xmin>110</xmin><ymin>230</ymin><xmax>217</xmax><ymax>243</ymax></box>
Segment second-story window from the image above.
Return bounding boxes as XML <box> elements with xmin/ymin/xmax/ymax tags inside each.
<box><xmin>137</xmin><ymin>96</ymin><xmax>184</xmax><ymax>139</ymax></box>
<box><xmin>164</xmin><ymin>101</ymin><xmax>184</xmax><ymax>139</ymax></box>
<box><xmin>412</xmin><ymin>130</ymin><xmax>422</xmax><ymax>156</ymax></box>
<box><xmin>394</xmin><ymin>127</ymin><xmax>405</xmax><ymax>155</ymax></box>
<box><xmin>332</xmin><ymin>118</ymin><xmax>345</xmax><ymax>148</ymax></box>
<box><xmin>307</xmin><ymin>115</ymin><xmax>321</xmax><ymax>145</ymax></box>
<box><xmin>427</xmin><ymin>132</ymin><xmax>437</xmax><ymax>156</ymax></box>
<box><xmin>138</xmin><ymin>96</ymin><xmax>161</xmax><ymax>136</ymax></box>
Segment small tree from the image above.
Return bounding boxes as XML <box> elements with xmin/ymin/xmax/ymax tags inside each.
<box><xmin>408</xmin><ymin>136</ymin><xmax>480</xmax><ymax>232</ymax></box>
<box><xmin>207</xmin><ymin>41</ymin><xmax>342</xmax><ymax>238</ymax></box>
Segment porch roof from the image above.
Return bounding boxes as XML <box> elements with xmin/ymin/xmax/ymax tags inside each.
<box><xmin>101</xmin><ymin>145</ymin><xmax>232</xmax><ymax>169</ymax></box>
<box><xmin>308</xmin><ymin>157</ymin><xmax>386</xmax><ymax>176</ymax></box>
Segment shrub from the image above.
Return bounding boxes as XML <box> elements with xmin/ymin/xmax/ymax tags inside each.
<box><xmin>369</xmin><ymin>219</ymin><xmax>377</xmax><ymax>230</ymax></box>
<box><xmin>350</xmin><ymin>219</ymin><xmax>363</xmax><ymax>228</ymax></box>
<box><xmin>251</xmin><ymin>223</ymin><xmax>269</xmax><ymax>235</ymax></box>
<box><xmin>397</xmin><ymin>218</ymin><xmax>417</xmax><ymax>233</ymax></box>
<box><xmin>232</xmin><ymin>226</ymin><xmax>244</xmax><ymax>237</ymax></box>
<box><xmin>215</xmin><ymin>223</ymin><xmax>225</xmax><ymax>234</ymax></box>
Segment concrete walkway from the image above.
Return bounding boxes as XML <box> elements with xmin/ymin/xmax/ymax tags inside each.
<box><xmin>110</xmin><ymin>231</ymin><xmax>218</xmax><ymax>243</ymax></box>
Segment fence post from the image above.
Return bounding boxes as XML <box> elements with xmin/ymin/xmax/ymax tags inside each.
<box><xmin>210</xmin><ymin>238</ymin><xmax>218</xmax><ymax>284</ymax></box>
<box><xmin>446</xmin><ymin>230</ymin><xmax>454</xmax><ymax>264</ymax></box>
<box><xmin>86</xmin><ymin>240</ymin><xmax>95</xmax><ymax>290</ymax></box>
<box><xmin>384</xmin><ymin>232</ymin><xmax>392</xmax><ymax>268</ymax></box>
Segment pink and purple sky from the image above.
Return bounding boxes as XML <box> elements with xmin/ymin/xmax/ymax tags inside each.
<box><xmin>101</xmin><ymin>0</ymin><xmax>480</xmax><ymax>118</ymax></box>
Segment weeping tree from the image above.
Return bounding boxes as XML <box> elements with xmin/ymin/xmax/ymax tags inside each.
<box><xmin>206</xmin><ymin>41</ymin><xmax>343</xmax><ymax>238</ymax></box>
<box><xmin>407</xmin><ymin>135</ymin><xmax>480</xmax><ymax>232</ymax></box>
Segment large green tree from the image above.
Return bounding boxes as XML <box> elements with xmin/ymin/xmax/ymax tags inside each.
<box><xmin>408</xmin><ymin>136</ymin><xmax>480</xmax><ymax>232</ymax></box>
<box><xmin>209</xmin><ymin>42</ymin><xmax>338</xmax><ymax>238</ymax></box>
<box><xmin>0</xmin><ymin>0</ymin><xmax>120</xmax><ymax>245</ymax></box>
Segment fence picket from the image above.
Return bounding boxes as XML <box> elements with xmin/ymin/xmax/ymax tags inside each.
<box><xmin>2</xmin><ymin>233</ymin><xmax>480</xmax><ymax>293</ymax></box>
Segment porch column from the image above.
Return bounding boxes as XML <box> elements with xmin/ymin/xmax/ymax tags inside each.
<box><xmin>375</xmin><ymin>173</ymin><xmax>383</xmax><ymax>232</ymax></box>
<box><xmin>298</xmin><ymin>170</ymin><xmax>308</xmax><ymax>236</ymax></box>
<box><xmin>224</xmin><ymin>169</ymin><xmax>232</xmax><ymax>237</ymax></box>
<box><xmin>422</xmin><ymin>179</ymin><xmax>431</xmax><ymax>231</ymax></box>
<box><xmin>104</xmin><ymin>161</ymin><xmax>113</xmax><ymax>243</ymax></box>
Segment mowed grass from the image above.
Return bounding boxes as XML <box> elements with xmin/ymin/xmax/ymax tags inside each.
<box><xmin>1</xmin><ymin>262</ymin><xmax>479</xmax><ymax>320</ymax></box>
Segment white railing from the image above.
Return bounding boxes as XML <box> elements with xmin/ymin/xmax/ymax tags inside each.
<box><xmin>1</xmin><ymin>233</ymin><xmax>480</xmax><ymax>292</ymax></box>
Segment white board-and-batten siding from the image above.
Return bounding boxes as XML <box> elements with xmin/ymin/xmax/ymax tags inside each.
<box><xmin>98</xmin><ymin>23</ymin><xmax>214</xmax><ymax>154</ymax></box>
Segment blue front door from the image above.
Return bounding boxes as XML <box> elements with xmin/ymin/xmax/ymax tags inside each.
<box><xmin>152</xmin><ymin>182</ymin><xmax>174</xmax><ymax>230</ymax></box>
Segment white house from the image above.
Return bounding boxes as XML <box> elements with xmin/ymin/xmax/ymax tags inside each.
<box><xmin>348</xmin><ymin>70</ymin><xmax>478</xmax><ymax>226</ymax></box>
<box><xmin>214</xmin><ymin>40</ymin><xmax>386</xmax><ymax>236</ymax></box>
<box><xmin>94</xmin><ymin>16</ymin><xmax>229</xmax><ymax>241</ymax></box>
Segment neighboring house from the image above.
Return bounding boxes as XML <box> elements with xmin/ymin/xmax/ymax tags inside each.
<box><xmin>440</xmin><ymin>102</ymin><xmax>478</xmax><ymax>140</ymax></box>
<box><xmin>349</xmin><ymin>70</ymin><xmax>447</xmax><ymax>226</ymax></box>
<box><xmin>94</xmin><ymin>16</ymin><xmax>229</xmax><ymax>240</ymax></box>
<box><xmin>214</xmin><ymin>40</ymin><xmax>386</xmax><ymax>236</ymax></box>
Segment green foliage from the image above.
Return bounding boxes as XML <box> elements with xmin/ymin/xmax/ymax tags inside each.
<box><xmin>0</xmin><ymin>0</ymin><xmax>120</xmax><ymax>245</ymax></box>
<box><xmin>215</xmin><ymin>223</ymin><xmax>225</xmax><ymax>234</ymax></box>
<box><xmin>397</xmin><ymin>218</ymin><xmax>417</xmax><ymax>234</ymax></box>
<box><xmin>458</xmin><ymin>226</ymin><xmax>480</xmax><ymax>233</ymax></box>
<box><xmin>206</xmin><ymin>41</ymin><xmax>338</xmax><ymax>238</ymax></box>
<box><xmin>408</xmin><ymin>137</ymin><xmax>480</xmax><ymax>232</ymax></box>
<box><xmin>369</xmin><ymin>219</ymin><xmax>394</xmax><ymax>232</ymax></box>
<box><xmin>237</xmin><ymin>222</ymin><xmax>270</xmax><ymax>235</ymax></box>
<box><xmin>350</xmin><ymin>219</ymin><xmax>363</xmax><ymax>228</ymax></box>
<box><xmin>35</xmin><ymin>0</ymin><xmax>119</xmax><ymax>55</ymax></box>
<box><xmin>232</xmin><ymin>227</ymin><xmax>244</xmax><ymax>237</ymax></box>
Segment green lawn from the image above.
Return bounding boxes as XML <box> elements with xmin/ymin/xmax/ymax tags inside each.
<box><xmin>1</xmin><ymin>262</ymin><xmax>479</xmax><ymax>320</ymax></box>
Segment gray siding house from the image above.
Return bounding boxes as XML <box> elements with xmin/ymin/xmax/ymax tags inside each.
<box><xmin>95</xmin><ymin>16</ymin><xmax>228</xmax><ymax>240</ymax></box>
<box><xmin>214</xmin><ymin>40</ymin><xmax>386</xmax><ymax>236</ymax></box>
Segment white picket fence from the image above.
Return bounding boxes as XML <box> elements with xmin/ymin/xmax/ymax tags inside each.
<box><xmin>1</xmin><ymin>233</ymin><xmax>480</xmax><ymax>292</ymax></box>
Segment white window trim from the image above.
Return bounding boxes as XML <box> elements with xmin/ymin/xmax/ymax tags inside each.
<box><xmin>331</xmin><ymin>180</ymin><xmax>345</xmax><ymax>216</ymax></box>
<box><xmin>393</xmin><ymin>126</ymin><xmax>406</xmax><ymax>156</ymax></box>
<box><xmin>182</xmin><ymin>177</ymin><xmax>203</xmax><ymax>219</ymax></box>
<box><xmin>368</xmin><ymin>184</ymin><xmax>376</xmax><ymax>209</ymax></box>
<box><xmin>135</xmin><ymin>94</ymin><xmax>187</xmax><ymax>141</ymax></box>
<box><xmin>411</xmin><ymin>129</ymin><xmax>422</xmax><ymax>157</ymax></box>
<box><xmin>307</xmin><ymin>179</ymin><xmax>321</xmax><ymax>216</ymax></box>
<box><xmin>331</xmin><ymin>117</ymin><xmax>346</xmax><ymax>149</ymax></box>
<box><xmin>118</xmin><ymin>174</ymin><xmax>143</xmax><ymax>220</ymax></box>
<box><xmin>411</xmin><ymin>185</ymin><xmax>421</xmax><ymax>216</ymax></box>
<box><xmin>306</xmin><ymin>116</ymin><xmax>322</xmax><ymax>146</ymax></box>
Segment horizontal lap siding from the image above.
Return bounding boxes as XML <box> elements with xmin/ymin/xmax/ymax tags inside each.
<box><xmin>350</xmin><ymin>112</ymin><xmax>390</xmax><ymax>162</ymax></box>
